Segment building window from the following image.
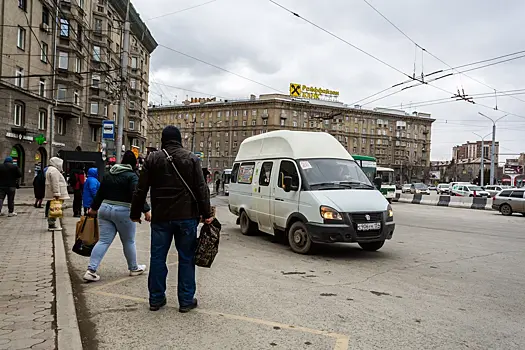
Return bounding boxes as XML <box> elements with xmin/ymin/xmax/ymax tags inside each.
<box><xmin>242</xmin><ymin>120</ymin><xmax>246</xmax><ymax>126</ymax></box>
<box><xmin>293</xmin><ymin>121</ymin><xmax>297</xmax><ymax>127</ymax></box>
<box><xmin>131</xmin><ymin>57</ymin><xmax>137</xmax><ymax>69</ymax></box>
<box><xmin>42</xmin><ymin>7</ymin><xmax>49</xmax><ymax>25</ymax></box>
<box><xmin>225</xmin><ymin>111</ymin><xmax>230</xmax><ymax>118</ymax></box>
<box><xmin>74</xmin><ymin>91</ymin><xmax>79</xmax><ymax>105</ymax></box>
<box><xmin>18</xmin><ymin>0</ymin><xmax>27</xmax><ymax>11</ymax></box>
<box><xmin>15</xmin><ymin>67</ymin><xmax>23</xmax><ymax>87</ymax></box>
<box><xmin>94</xmin><ymin>18</ymin><xmax>103</xmax><ymax>33</ymax></box>
<box><xmin>103</xmin><ymin>105</ymin><xmax>108</xmax><ymax>117</ymax></box>
<box><xmin>38</xmin><ymin>110</ymin><xmax>47</xmax><ymax>130</ymax></box>
<box><xmin>75</xmin><ymin>57</ymin><xmax>81</xmax><ymax>73</ymax></box>
<box><xmin>92</xmin><ymin>74</ymin><xmax>100</xmax><ymax>88</ymax></box>
<box><xmin>93</xmin><ymin>46</ymin><xmax>101</xmax><ymax>61</ymax></box>
<box><xmin>217</xmin><ymin>111</ymin><xmax>222</xmax><ymax>118</ymax></box>
<box><xmin>129</xmin><ymin>101</ymin><xmax>135</xmax><ymax>109</ymax></box>
<box><xmin>263</xmin><ymin>119</ymin><xmax>267</xmax><ymax>126</ymax></box>
<box><xmin>280</xmin><ymin>118</ymin><xmax>285</xmax><ymax>126</ymax></box>
<box><xmin>251</xmin><ymin>120</ymin><xmax>256</xmax><ymax>126</ymax></box>
<box><xmin>233</xmin><ymin>141</ymin><xmax>238</xmax><ymax>148</ymax></box>
<box><xmin>13</xmin><ymin>103</ymin><xmax>23</xmax><ymax>126</ymax></box>
<box><xmin>57</xmin><ymin>117</ymin><xmax>66</xmax><ymax>135</ymax></box>
<box><xmin>233</xmin><ymin>110</ymin><xmax>238</xmax><ymax>117</ymax></box>
<box><xmin>243</xmin><ymin>110</ymin><xmax>247</xmax><ymax>117</ymax></box>
<box><xmin>57</xmin><ymin>84</ymin><xmax>66</xmax><ymax>101</ymax></box>
<box><xmin>60</xmin><ymin>19</ymin><xmax>69</xmax><ymax>37</ymax></box>
<box><xmin>90</xmin><ymin>102</ymin><xmax>99</xmax><ymax>115</ymax></box>
<box><xmin>91</xmin><ymin>126</ymin><xmax>99</xmax><ymax>142</ymax></box>
<box><xmin>130</xmin><ymin>78</ymin><xmax>136</xmax><ymax>89</ymax></box>
<box><xmin>41</xmin><ymin>42</ymin><xmax>48</xmax><ymax>62</ymax></box>
<box><xmin>252</xmin><ymin>110</ymin><xmax>257</xmax><ymax>116</ymax></box>
<box><xmin>129</xmin><ymin>120</ymin><xmax>135</xmax><ymax>130</ymax></box>
<box><xmin>17</xmin><ymin>27</ymin><xmax>25</xmax><ymax>49</ymax></box>
<box><xmin>39</xmin><ymin>79</ymin><xmax>45</xmax><ymax>97</ymax></box>
<box><xmin>58</xmin><ymin>52</ymin><xmax>68</xmax><ymax>69</ymax></box>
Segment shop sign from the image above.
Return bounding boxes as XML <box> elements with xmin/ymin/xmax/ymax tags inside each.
<box><xmin>52</xmin><ymin>141</ymin><xmax>66</xmax><ymax>148</ymax></box>
<box><xmin>10</xmin><ymin>148</ymin><xmax>18</xmax><ymax>157</ymax></box>
<box><xmin>6</xmin><ymin>132</ymin><xmax>33</xmax><ymax>142</ymax></box>
<box><xmin>35</xmin><ymin>152</ymin><xmax>41</xmax><ymax>162</ymax></box>
<box><xmin>289</xmin><ymin>83</ymin><xmax>340</xmax><ymax>100</ymax></box>
<box><xmin>35</xmin><ymin>134</ymin><xmax>47</xmax><ymax>145</ymax></box>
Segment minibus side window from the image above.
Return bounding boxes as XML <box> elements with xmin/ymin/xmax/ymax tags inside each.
<box><xmin>259</xmin><ymin>162</ymin><xmax>273</xmax><ymax>186</ymax></box>
<box><xmin>238</xmin><ymin>162</ymin><xmax>255</xmax><ymax>184</ymax></box>
<box><xmin>278</xmin><ymin>161</ymin><xmax>299</xmax><ymax>189</ymax></box>
<box><xmin>231</xmin><ymin>163</ymin><xmax>240</xmax><ymax>183</ymax></box>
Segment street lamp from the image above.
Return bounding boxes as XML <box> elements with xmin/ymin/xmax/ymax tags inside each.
<box><xmin>472</xmin><ymin>131</ymin><xmax>492</xmax><ymax>186</ymax></box>
<box><xmin>478</xmin><ymin>112</ymin><xmax>508</xmax><ymax>185</ymax></box>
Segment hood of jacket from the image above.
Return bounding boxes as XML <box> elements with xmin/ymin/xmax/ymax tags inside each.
<box><xmin>49</xmin><ymin>157</ymin><xmax>63</xmax><ymax>172</ymax></box>
<box><xmin>109</xmin><ymin>164</ymin><xmax>132</xmax><ymax>175</ymax></box>
<box><xmin>4</xmin><ymin>156</ymin><xmax>13</xmax><ymax>164</ymax></box>
<box><xmin>87</xmin><ymin>167</ymin><xmax>98</xmax><ymax>178</ymax></box>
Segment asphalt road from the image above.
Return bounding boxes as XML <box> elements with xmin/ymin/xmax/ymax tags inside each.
<box><xmin>63</xmin><ymin>197</ymin><xmax>525</xmax><ymax>350</ymax></box>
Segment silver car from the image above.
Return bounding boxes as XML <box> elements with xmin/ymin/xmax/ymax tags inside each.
<box><xmin>484</xmin><ymin>185</ymin><xmax>513</xmax><ymax>197</ymax></box>
<box><xmin>492</xmin><ymin>189</ymin><xmax>525</xmax><ymax>216</ymax></box>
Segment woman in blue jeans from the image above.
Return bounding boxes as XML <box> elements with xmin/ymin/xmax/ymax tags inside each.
<box><xmin>84</xmin><ymin>151</ymin><xmax>151</xmax><ymax>282</ymax></box>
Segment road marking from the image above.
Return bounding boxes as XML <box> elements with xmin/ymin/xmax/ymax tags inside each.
<box><xmin>89</xmin><ymin>289</ymin><xmax>349</xmax><ymax>350</ymax></box>
<box><xmin>85</xmin><ymin>277</ymin><xmax>134</xmax><ymax>293</ymax></box>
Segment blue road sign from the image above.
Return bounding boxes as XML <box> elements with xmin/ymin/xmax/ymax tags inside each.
<box><xmin>103</xmin><ymin>120</ymin><xmax>115</xmax><ymax>139</ymax></box>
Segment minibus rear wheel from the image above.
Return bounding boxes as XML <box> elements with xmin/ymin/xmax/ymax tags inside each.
<box><xmin>240</xmin><ymin>211</ymin><xmax>257</xmax><ymax>235</ymax></box>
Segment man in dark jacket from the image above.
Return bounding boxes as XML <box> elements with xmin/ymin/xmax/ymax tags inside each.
<box><xmin>0</xmin><ymin>156</ymin><xmax>22</xmax><ymax>217</ymax></box>
<box><xmin>131</xmin><ymin>126</ymin><xmax>213</xmax><ymax>313</ymax></box>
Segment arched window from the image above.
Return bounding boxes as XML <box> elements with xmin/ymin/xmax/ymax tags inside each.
<box><xmin>13</xmin><ymin>100</ymin><xmax>25</xmax><ymax>127</ymax></box>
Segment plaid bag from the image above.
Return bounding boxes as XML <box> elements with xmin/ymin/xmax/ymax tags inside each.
<box><xmin>195</xmin><ymin>218</ymin><xmax>221</xmax><ymax>268</ymax></box>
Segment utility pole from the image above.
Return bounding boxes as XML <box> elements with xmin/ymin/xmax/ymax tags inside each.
<box><xmin>190</xmin><ymin>114</ymin><xmax>197</xmax><ymax>152</ymax></box>
<box><xmin>479</xmin><ymin>113</ymin><xmax>507</xmax><ymax>185</ymax></box>
<box><xmin>473</xmin><ymin>132</ymin><xmax>491</xmax><ymax>186</ymax></box>
<box><xmin>116</xmin><ymin>0</ymin><xmax>131</xmax><ymax>163</ymax></box>
<box><xmin>49</xmin><ymin>1</ymin><xmax>60</xmax><ymax>158</ymax></box>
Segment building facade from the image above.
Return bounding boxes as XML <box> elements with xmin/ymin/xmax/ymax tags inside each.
<box><xmin>148</xmin><ymin>94</ymin><xmax>435</xmax><ymax>182</ymax></box>
<box><xmin>0</xmin><ymin>0</ymin><xmax>156</xmax><ymax>184</ymax></box>
<box><xmin>452</xmin><ymin>140</ymin><xmax>499</xmax><ymax>164</ymax></box>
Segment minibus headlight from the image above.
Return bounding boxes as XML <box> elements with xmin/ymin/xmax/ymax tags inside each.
<box><xmin>320</xmin><ymin>206</ymin><xmax>343</xmax><ymax>221</ymax></box>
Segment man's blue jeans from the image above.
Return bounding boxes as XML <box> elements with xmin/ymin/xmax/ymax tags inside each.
<box><xmin>149</xmin><ymin>219</ymin><xmax>198</xmax><ymax>307</ymax></box>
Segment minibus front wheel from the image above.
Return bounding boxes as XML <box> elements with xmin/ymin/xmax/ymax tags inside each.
<box><xmin>288</xmin><ymin>221</ymin><xmax>313</xmax><ymax>255</ymax></box>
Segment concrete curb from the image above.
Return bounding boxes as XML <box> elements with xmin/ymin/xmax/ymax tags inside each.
<box><xmin>54</xmin><ymin>227</ymin><xmax>84</xmax><ymax>350</ymax></box>
<box><xmin>396</xmin><ymin>193</ymin><xmax>494</xmax><ymax>210</ymax></box>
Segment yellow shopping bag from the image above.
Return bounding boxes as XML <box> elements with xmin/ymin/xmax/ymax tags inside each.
<box><xmin>48</xmin><ymin>199</ymin><xmax>63</xmax><ymax>219</ymax></box>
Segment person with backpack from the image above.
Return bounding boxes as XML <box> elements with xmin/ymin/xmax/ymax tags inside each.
<box><xmin>69</xmin><ymin>164</ymin><xmax>86</xmax><ymax>217</ymax></box>
<box><xmin>82</xmin><ymin>168</ymin><xmax>100</xmax><ymax>215</ymax></box>
<box><xmin>0</xmin><ymin>156</ymin><xmax>22</xmax><ymax>217</ymax></box>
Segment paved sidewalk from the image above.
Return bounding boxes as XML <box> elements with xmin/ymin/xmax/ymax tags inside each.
<box><xmin>0</xmin><ymin>207</ymin><xmax>55</xmax><ymax>350</ymax></box>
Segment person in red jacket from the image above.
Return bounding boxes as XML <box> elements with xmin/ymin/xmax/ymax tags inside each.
<box><xmin>69</xmin><ymin>164</ymin><xmax>85</xmax><ymax>217</ymax></box>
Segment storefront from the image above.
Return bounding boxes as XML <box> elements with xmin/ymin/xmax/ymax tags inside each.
<box><xmin>4</xmin><ymin>132</ymin><xmax>48</xmax><ymax>186</ymax></box>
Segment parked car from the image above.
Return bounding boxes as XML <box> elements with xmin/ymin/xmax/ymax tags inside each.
<box><xmin>411</xmin><ymin>183</ymin><xmax>430</xmax><ymax>195</ymax></box>
<box><xmin>492</xmin><ymin>188</ymin><xmax>525</xmax><ymax>216</ymax></box>
<box><xmin>451</xmin><ymin>184</ymin><xmax>490</xmax><ymax>197</ymax></box>
<box><xmin>484</xmin><ymin>185</ymin><xmax>513</xmax><ymax>197</ymax></box>
<box><xmin>401</xmin><ymin>184</ymin><xmax>412</xmax><ymax>193</ymax></box>
<box><xmin>437</xmin><ymin>183</ymin><xmax>450</xmax><ymax>195</ymax></box>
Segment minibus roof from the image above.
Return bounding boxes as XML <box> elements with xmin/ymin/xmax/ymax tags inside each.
<box><xmin>235</xmin><ymin>130</ymin><xmax>354</xmax><ymax>162</ymax></box>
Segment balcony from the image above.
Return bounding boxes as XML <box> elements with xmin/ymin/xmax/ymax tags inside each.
<box><xmin>54</xmin><ymin>101</ymin><xmax>82</xmax><ymax>119</ymax></box>
<box><xmin>87</xmin><ymin>113</ymin><xmax>106</xmax><ymax>126</ymax></box>
<box><xmin>125</xmin><ymin>128</ymin><xmax>141</xmax><ymax>138</ymax></box>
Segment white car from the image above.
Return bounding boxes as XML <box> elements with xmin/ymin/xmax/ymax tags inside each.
<box><xmin>401</xmin><ymin>184</ymin><xmax>412</xmax><ymax>193</ymax></box>
<box><xmin>436</xmin><ymin>183</ymin><xmax>450</xmax><ymax>195</ymax></box>
<box><xmin>411</xmin><ymin>183</ymin><xmax>430</xmax><ymax>195</ymax></box>
<box><xmin>451</xmin><ymin>185</ymin><xmax>490</xmax><ymax>197</ymax></box>
<box><xmin>484</xmin><ymin>185</ymin><xmax>513</xmax><ymax>197</ymax></box>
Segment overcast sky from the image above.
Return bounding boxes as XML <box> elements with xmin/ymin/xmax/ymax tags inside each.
<box><xmin>133</xmin><ymin>0</ymin><xmax>525</xmax><ymax>162</ymax></box>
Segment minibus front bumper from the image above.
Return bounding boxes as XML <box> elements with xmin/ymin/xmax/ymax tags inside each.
<box><xmin>305</xmin><ymin>213</ymin><xmax>395</xmax><ymax>243</ymax></box>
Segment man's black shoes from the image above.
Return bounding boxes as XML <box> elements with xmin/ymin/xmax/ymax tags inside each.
<box><xmin>149</xmin><ymin>298</ymin><xmax>167</xmax><ymax>311</ymax></box>
<box><xmin>179</xmin><ymin>298</ymin><xmax>198</xmax><ymax>313</ymax></box>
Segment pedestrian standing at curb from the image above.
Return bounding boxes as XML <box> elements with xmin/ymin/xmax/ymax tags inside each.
<box><xmin>131</xmin><ymin>126</ymin><xmax>213</xmax><ymax>313</ymax></box>
<box><xmin>0</xmin><ymin>156</ymin><xmax>22</xmax><ymax>217</ymax></box>
<box><xmin>45</xmin><ymin>157</ymin><xmax>70</xmax><ymax>231</ymax></box>
<box><xmin>33</xmin><ymin>169</ymin><xmax>46</xmax><ymax>208</ymax></box>
<box><xmin>69</xmin><ymin>164</ymin><xmax>85</xmax><ymax>218</ymax></box>
<box><xmin>82</xmin><ymin>168</ymin><xmax>100</xmax><ymax>215</ymax></box>
<box><xmin>84</xmin><ymin>151</ymin><xmax>151</xmax><ymax>282</ymax></box>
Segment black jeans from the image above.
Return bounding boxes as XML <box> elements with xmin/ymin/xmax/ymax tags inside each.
<box><xmin>0</xmin><ymin>187</ymin><xmax>16</xmax><ymax>214</ymax></box>
<box><xmin>73</xmin><ymin>189</ymin><xmax>82</xmax><ymax>216</ymax></box>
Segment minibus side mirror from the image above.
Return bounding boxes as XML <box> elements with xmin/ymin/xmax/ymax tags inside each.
<box><xmin>373</xmin><ymin>177</ymin><xmax>382</xmax><ymax>190</ymax></box>
<box><xmin>283</xmin><ymin>176</ymin><xmax>293</xmax><ymax>192</ymax></box>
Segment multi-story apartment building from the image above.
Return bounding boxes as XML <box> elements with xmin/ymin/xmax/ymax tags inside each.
<box><xmin>148</xmin><ymin>94</ymin><xmax>435</xmax><ymax>182</ymax></box>
<box><xmin>0</xmin><ymin>0</ymin><xmax>156</xmax><ymax>184</ymax></box>
<box><xmin>452</xmin><ymin>140</ymin><xmax>499</xmax><ymax>164</ymax></box>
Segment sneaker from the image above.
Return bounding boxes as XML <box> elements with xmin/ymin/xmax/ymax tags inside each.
<box><xmin>83</xmin><ymin>270</ymin><xmax>100</xmax><ymax>282</ymax></box>
<box><xmin>149</xmin><ymin>298</ymin><xmax>167</xmax><ymax>311</ymax></box>
<box><xmin>48</xmin><ymin>225</ymin><xmax>62</xmax><ymax>231</ymax></box>
<box><xmin>0</xmin><ymin>213</ymin><xmax>5</xmax><ymax>217</ymax></box>
<box><xmin>179</xmin><ymin>298</ymin><xmax>198</xmax><ymax>313</ymax></box>
<box><xmin>8</xmin><ymin>212</ymin><xmax>17</xmax><ymax>217</ymax></box>
<box><xmin>130</xmin><ymin>264</ymin><xmax>147</xmax><ymax>276</ymax></box>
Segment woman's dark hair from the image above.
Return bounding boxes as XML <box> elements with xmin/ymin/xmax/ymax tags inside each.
<box><xmin>122</xmin><ymin>150</ymin><xmax>137</xmax><ymax>168</ymax></box>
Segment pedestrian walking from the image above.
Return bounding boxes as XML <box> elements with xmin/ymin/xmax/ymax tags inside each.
<box><xmin>215</xmin><ymin>177</ymin><xmax>220</xmax><ymax>194</ymax></box>
<box><xmin>33</xmin><ymin>169</ymin><xmax>46</xmax><ymax>208</ymax></box>
<box><xmin>82</xmin><ymin>168</ymin><xmax>100</xmax><ymax>215</ymax></box>
<box><xmin>45</xmin><ymin>157</ymin><xmax>70</xmax><ymax>230</ymax></box>
<box><xmin>0</xmin><ymin>156</ymin><xmax>22</xmax><ymax>217</ymax></box>
<box><xmin>131</xmin><ymin>126</ymin><xmax>213</xmax><ymax>313</ymax></box>
<box><xmin>69</xmin><ymin>164</ymin><xmax>85</xmax><ymax>217</ymax></box>
<box><xmin>84</xmin><ymin>151</ymin><xmax>151</xmax><ymax>282</ymax></box>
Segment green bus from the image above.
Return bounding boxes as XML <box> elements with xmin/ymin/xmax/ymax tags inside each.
<box><xmin>352</xmin><ymin>155</ymin><xmax>396</xmax><ymax>203</ymax></box>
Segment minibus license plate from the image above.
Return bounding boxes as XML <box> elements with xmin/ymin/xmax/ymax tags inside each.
<box><xmin>357</xmin><ymin>222</ymin><xmax>381</xmax><ymax>231</ymax></box>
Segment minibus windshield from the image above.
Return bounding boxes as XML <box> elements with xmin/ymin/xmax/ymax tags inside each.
<box><xmin>299</xmin><ymin>158</ymin><xmax>373</xmax><ymax>189</ymax></box>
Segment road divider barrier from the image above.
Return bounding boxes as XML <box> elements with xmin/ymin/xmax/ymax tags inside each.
<box><xmin>397</xmin><ymin>193</ymin><xmax>493</xmax><ymax>210</ymax></box>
